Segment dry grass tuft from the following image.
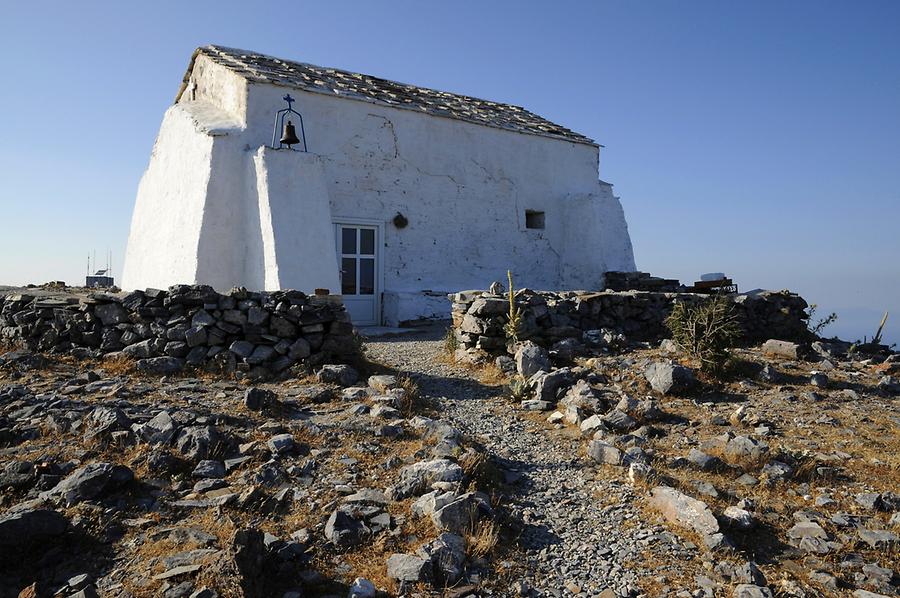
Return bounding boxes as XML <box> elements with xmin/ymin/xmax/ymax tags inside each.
<box><xmin>451</xmin><ymin>356</ymin><xmax>512</xmax><ymax>388</ymax></box>
<box><xmin>395</xmin><ymin>375</ymin><xmax>422</xmax><ymax>415</ymax></box>
<box><xmin>0</xmin><ymin>340</ymin><xmax>26</xmax><ymax>354</ymax></box>
<box><xmin>477</xmin><ymin>362</ymin><xmax>509</xmax><ymax>386</ymax></box>
<box><xmin>460</xmin><ymin>450</ymin><xmax>487</xmax><ymax>478</ymax></box>
<box><xmin>259</xmin><ymin>502</ymin><xmax>317</xmax><ymax>539</ymax></box>
<box><xmin>128</xmin><ymin>510</ymin><xmax>241</xmax><ymax>596</ymax></box>
<box><xmin>292</xmin><ymin>371</ymin><xmax>320</xmax><ymax>385</ymax></box>
<box><xmin>335</xmin><ymin>497</ymin><xmax>440</xmax><ymax>593</ymax></box>
<box><xmin>97</xmin><ymin>354</ymin><xmax>137</xmax><ymax>376</ymax></box>
<box><xmin>460</xmin><ymin>449</ymin><xmax>504</xmax><ymax>492</ymax></box>
<box><xmin>441</xmin><ymin>327</ymin><xmax>459</xmax><ymax>362</ymax></box>
<box><xmin>290</xmin><ymin>423</ymin><xmax>325</xmax><ymax>446</ymax></box>
<box><xmin>339</xmin><ymin>538</ymin><xmax>396</xmax><ymax>593</ymax></box>
<box><xmin>465</xmin><ymin>519</ymin><xmax>501</xmax><ymax>559</ymax></box>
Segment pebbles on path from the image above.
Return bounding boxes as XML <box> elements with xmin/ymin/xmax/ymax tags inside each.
<box><xmin>365</xmin><ymin>327</ymin><xmax>680</xmax><ymax>597</ymax></box>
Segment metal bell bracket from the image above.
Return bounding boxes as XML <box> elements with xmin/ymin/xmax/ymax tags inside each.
<box><xmin>271</xmin><ymin>94</ymin><xmax>308</xmax><ymax>151</ymax></box>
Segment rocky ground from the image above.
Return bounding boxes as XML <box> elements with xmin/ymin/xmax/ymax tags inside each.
<box><xmin>366</xmin><ymin>331</ymin><xmax>667</xmax><ymax>598</ymax></box>
<box><xmin>0</xmin><ymin>328</ymin><xmax>504</xmax><ymax>598</ymax></box>
<box><xmin>1</xmin><ymin>323</ymin><xmax>898</xmax><ymax>597</ymax></box>
<box><xmin>487</xmin><ymin>332</ymin><xmax>899</xmax><ymax>598</ymax></box>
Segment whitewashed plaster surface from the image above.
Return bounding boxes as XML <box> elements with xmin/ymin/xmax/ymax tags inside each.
<box><xmin>251</xmin><ymin>147</ymin><xmax>340</xmax><ymax>293</ymax></box>
<box><xmin>122</xmin><ymin>53</ymin><xmax>636</xmax><ymax>325</ymax></box>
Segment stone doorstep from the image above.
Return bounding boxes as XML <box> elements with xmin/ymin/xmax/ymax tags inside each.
<box><xmin>355</xmin><ymin>326</ymin><xmax>421</xmax><ymax>339</ymax></box>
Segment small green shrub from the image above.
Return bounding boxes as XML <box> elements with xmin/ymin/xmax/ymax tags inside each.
<box><xmin>504</xmin><ymin>270</ymin><xmax>523</xmax><ymax>344</ymax></box>
<box><xmin>806</xmin><ymin>303</ymin><xmax>838</xmax><ymax>337</ymax></box>
<box><xmin>443</xmin><ymin>327</ymin><xmax>459</xmax><ymax>357</ymax></box>
<box><xmin>665</xmin><ymin>295</ymin><xmax>742</xmax><ymax>375</ymax></box>
<box><xmin>507</xmin><ymin>375</ymin><xmax>530</xmax><ymax>401</ymax></box>
<box><xmin>350</xmin><ymin>330</ymin><xmax>368</xmax><ymax>356</ymax></box>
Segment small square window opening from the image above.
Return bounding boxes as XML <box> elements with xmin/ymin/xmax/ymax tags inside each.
<box><xmin>525</xmin><ymin>210</ymin><xmax>545</xmax><ymax>229</ymax></box>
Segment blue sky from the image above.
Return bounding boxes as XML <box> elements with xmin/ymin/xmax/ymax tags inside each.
<box><xmin>1</xmin><ymin>1</ymin><xmax>898</xmax><ymax>344</ymax></box>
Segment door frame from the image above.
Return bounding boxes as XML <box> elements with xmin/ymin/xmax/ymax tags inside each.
<box><xmin>333</xmin><ymin>218</ymin><xmax>384</xmax><ymax>326</ymax></box>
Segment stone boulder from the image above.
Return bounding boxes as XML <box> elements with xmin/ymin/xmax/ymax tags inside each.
<box><xmin>417</xmin><ymin>532</ymin><xmax>467</xmax><ymax>584</ymax></box>
<box><xmin>267</xmin><ymin>433</ymin><xmax>295</xmax><ymax>455</ymax></box>
<box><xmin>515</xmin><ymin>341</ymin><xmax>550</xmax><ymax>378</ymax></box>
<box><xmin>324</xmin><ymin>509</ymin><xmax>368</xmax><ymax>548</ymax></box>
<box><xmin>94</xmin><ymin>303</ymin><xmax>129</xmax><ymax>326</ymax></box>
<box><xmin>601</xmin><ymin>409</ymin><xmax>637</xmax><ymax>432</ymax></box>
<box><xmin>243</xmin><ymin>387</ymin><xmax>278</xmax><ymax>411</ymax></box>
<box><xmin>0</xmin><ymin>461</ymin><xmax>35</xmax><ymax>489</ymax></box>
<box><xmin>287</xmin><ymin>338</ymin><xmax>311</xmax><ymax>361</ymax></box>
<box><xmin>348</xmin><ymin>578</ymin><xmax>377</xmax><ymax>598</ymax></box>
<box><xmin>469</xmin><ymin>297</ymin><xmax>507</xmax><ymax>316</ymax></box>
<box><xmin>587</xmin><ymin>440</ymin><xmax>624</xmax><ymax>466</ymax></box>
<box><xmin>0</xmin><ymin>508</ymin><xmax>68</xmax><ymax>553</ymax></box>
<box><xmin>411</xmin><ymin>490</ymin><xmax>458</xmax><ymax>518</ymax></box>
<box><xmin>529</xmin><ymin>368</ymin><xmax>575</xmax><ymax>403</ymax></box>
<box><xmin>84</xmin><ymin>407</ymin><xmax>132</xmax><ymax>441</ymax></box>
<box><xmin>122</xmin><ymin>339</ymin><xmax>155</xmax><ymax>359</ymax></box>
<box><xmin>520</xmin><ymin>399</ymin><xmax>552</xmax><ymax>411</ymax></box>
<box><xmin>44</xmin><ymin>462</ymin><xmax>134</xmax><ymax>506</ymax></box>
<box><xmin>135</xmin><ymin>356</ymin><xmax>185</xmax><ymax>375</ymax></box>
<box><xmin>723</xmin><ymin>435</ymin><xmax>769</xmax><ymax>464</ymax></box>
<box><xmin>192</xmin><ymin>460</ymin><xmax>225</xmax><ymax>479</ymax></box>
<box><xmin>316</xmin><ymin>364</ymin><xmax>359</xmax><ymax>386</ymax></box>
<box><xmin>550</xmin><ymin>338</ymin><xmax>583</xmax><ymax>361</ymax></box>
<box><xmin>134</xmin><ymin>411</ymin><xmax>178</xmax><ymax>445</ymax></box>
<box><xmin>644</xmin><ymin>362</ymin><xmax>696</xmax><ymax>395</ymax></box>
<box><xmin>386</xmin><ymin>553</ymin><xmax>431</xmax><ymax>583</ymax></box>
<box><xmin>387</xmin><ymin>459</ymin><xmax>464</xmax><ymax>500</ymax></box>
<box><xmin>559</xmin><ymin>380</ymin><xmax>607</xmax><ymax>414</ymax></box>
<box><xmin>648</xmin><ymin>486</ymin><xmax>720</xmax><ymax>538</ymax></box>
<box><xmin>761</xmin><ymin>339</ymin><xmax>808</xmax><ymax>360</ymax></box>
<box><xmin>733</xmin><ymin>586</ymin><xmax>774</xmax><ymax>598</ymax></box>
<box><xmin>579</xmin><ymin>414</ymin><xmax>606</xmax><ymax>435</ymax></box>
<box><xmin>175</xmin><ymin>426</ymin><xmax>226</xmax><ymax>461</ymax></box>
<box><xmin>687</xmin><ymin>448</ymin><xmax>726</xmax><ymax>472</ymax></box>
<box><xmin>430</xmin><ymin>492</ymin><xmax>491</xmax><ymax>535</ymax></box>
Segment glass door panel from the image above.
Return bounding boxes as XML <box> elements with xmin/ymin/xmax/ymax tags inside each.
<box><xmin>336</xmin><ymin>224</ymin><xmax>379</xmax><ymax>325</ymax></box>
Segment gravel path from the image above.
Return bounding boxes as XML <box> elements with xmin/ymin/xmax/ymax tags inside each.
<box><xmin>365</xmin><ymin>326</ymin><xmax>686</xmax><ymax>598</ymax></box>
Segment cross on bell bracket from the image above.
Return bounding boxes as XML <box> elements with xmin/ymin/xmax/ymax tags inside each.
<box><xmin>271</xmin><ymin>94</ymin><xmax>308</xmax><ymax>151</ymax></box>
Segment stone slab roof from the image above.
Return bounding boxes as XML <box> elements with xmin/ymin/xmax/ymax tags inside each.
<box><xmin>180</xmin><ymin>45</ymin><xmax>596</xmax><ymax>146</ymax></box>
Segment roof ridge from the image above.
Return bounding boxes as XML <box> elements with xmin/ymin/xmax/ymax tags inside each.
<box><xmin>205</xmin><ymin>44</ymin><xmax>530</xmax><ymax>112</ymax></box>
<box><xmin>187</xmin><ymin>45</ymin><xmax>596</xmax><ymax>146</ymax></box>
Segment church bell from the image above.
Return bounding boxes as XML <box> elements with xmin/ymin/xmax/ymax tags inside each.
<box><xmin>280</xmin><ymin>120</ymin><xmax>301</xmax><ymax>147</ymax></box>
<box><xmin>271</xmin><ymin>94</ymin><xmax>308</xmax><ymax>151</ymax></box>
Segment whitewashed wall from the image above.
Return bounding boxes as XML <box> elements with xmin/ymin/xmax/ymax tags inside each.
<box><xmin>251</xmin><ymin>147</ymin><xmax>340</xmax><ymax>292</ymax></box>
<box><xmin>122</xmin><ymin>100</ymin><xmax>241</xmax><ymax>291</ymax></box>
<box><xmin>123</xmin><ymin>54</ymin><xmax>636</xmax><ymax>325</ymax></box>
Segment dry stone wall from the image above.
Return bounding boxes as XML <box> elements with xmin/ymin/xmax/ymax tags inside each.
<box><xmin>0</xmin><ymin>285</ymin><xmax>355</xmax><ymax>376</ymax></box>
<box><xmin>450</xmin><ymin>289</ymin><xmax>809</xmax><ymax>356</ymax></box>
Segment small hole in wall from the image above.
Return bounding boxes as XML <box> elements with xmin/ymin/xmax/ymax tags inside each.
<box><xmin>525</xmin><ymin>210</ymin><xmax>545</xmax><ymax>229</ymax></box>
<box><xmin>393</xmin><ymin>213</ymin><xmax>409</xmax><ymax>229</ymax></box>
